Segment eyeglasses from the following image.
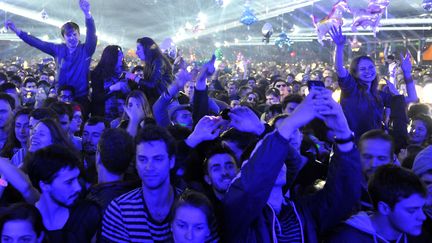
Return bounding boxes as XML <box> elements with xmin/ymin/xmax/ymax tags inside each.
<box><xmin>59</xmin><ymin>95</ymin><xmax>73</xmax><ymax>100</ymax></box>
<box><xmin>276</xmin><ymin>84</ymin><xmax>287</xmax><ymax>88</ymax></box>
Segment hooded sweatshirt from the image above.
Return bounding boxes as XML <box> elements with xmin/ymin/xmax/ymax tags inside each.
<box><xmin>328</xmin><ymin>211</ymin><xmax>408</xmax><ymax>243</ymax></box>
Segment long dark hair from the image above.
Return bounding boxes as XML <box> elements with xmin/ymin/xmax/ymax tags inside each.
<box><xmin>349</xmin><ymin>55</ymin><xmax>382</xmax><ymax>104</ymax></box>
<box><xmin>136</xmin><ymin>37</ymin><xmax>173</xmax><ymax>82</ymax></box>
<box><xmin>172</xmin><ymin>190</ymin><xmax>215</xmax><ymax>227</ymax></box>
<box><xmin>92</xmin><ymin>45</ymin><xmax>125</xmax><ymax>80</ymax></box>
<box><xmin>0</xmin><ymin>203</ymin><xmax>45</xmax><ymax>240</ymax></box>
<box><xmin>121</xmin><ymin>90</ymin><xmax>153</xmax><ymax>120</ymax></box>
<box><xmin>30</xmin><ymin>118</ymin><xmax>77</xmax><ymax>154</ymax></box>
<box><xmin>0</xmin><ymin>108</ymin><xmax>32</xmax><ymax>158</ymax></box>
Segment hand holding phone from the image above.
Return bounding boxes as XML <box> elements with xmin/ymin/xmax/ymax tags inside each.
<box><xmin>307</xmin><ymin>80</ymin><xmax>325</xmax><ymax>90</ymax></box>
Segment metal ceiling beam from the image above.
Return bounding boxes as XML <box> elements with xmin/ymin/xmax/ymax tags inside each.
<box><xmin>176</xmin><ymin>0</ymin><xmax>322</xmax><ymax>42</ymax></box>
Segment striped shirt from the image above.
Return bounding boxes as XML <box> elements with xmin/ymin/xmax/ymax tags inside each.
<box><xmin>274</xmin><ymin>201</ymin><xmax>302</xmax><ymax>243</ymax></box>
<box><xmin>11</xmin><ymin>147</ymin><xmax>26</xmax><ymax>168</ymax></box>
<box><xmin>101</xmin><ymin>187</ymin><xmax>182</xmax><ymax>243</ymax></box>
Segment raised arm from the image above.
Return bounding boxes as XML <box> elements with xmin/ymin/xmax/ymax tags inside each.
<box><xmin>80</xmin><ymin>0</ymin><xmax>92</xmax><ymax>19</ymax></box>
<box><xmin>299</xmin><ymin>89</ymin><xmax>361</xmax><ymax>233</ymax></box>
<box><xmin>185</xmin><ymin>116</ymin><xmax>224</xmax><ymax>148</ymax></box>
<box><xmin>79</xmin><ymin>0</ymin><xmax>97</xmax><ymax>55</ymax></box>
<box><xmin>124</xmin><ymin>102</ymin><xmax>145</xmax><ymax>138</ymax></box>
<box><xmin>329</xmin><ymin>26</ymin><xmax>348</xmax><ymax>78</ymax></box>
<box><xmin>223</xmin><ymin>94</ymin><xmax>319</xmax><ymax>239</ymax></box>
<box><xmin>6</xmin><ymin>20</ymin><xmax>57</xmax><ymax>56</ymax></box>
<box><xmin>400</xmin><ymin>52</ymin><xmax>418</xmax><ymax>104</ymax></box>
<box><xmin>153</xmin><ymin>69</ymin><xmax>191</xmax><ymax>127</ymax></box>
<box><xmin>193</xmin><ymin>55</ymin><xmax>216</xmax><ymax>124</ymax></box>
<box><xmin>0</xmin><ymin>157</ymin><xmax>40</xmax><ymax>204</ymax></box>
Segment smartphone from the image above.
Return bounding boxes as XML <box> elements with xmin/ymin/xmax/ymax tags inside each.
<box><xmin>219</xmin><ymin>108</ymin><xmax>231</xmax><ymax>121</ymax></box>
<box><xmin>307</xmin><ymin>80</ymin><xmax>325</xmax><ymax>90</ymax></box>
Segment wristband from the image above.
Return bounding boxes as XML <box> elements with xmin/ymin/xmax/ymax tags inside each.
<box><xmin>334</xmin><ymin>132</ymin><xmax>355</xmax><ymax>144</ymax></box>
<box><xmin>0</xmin><ymin>178</ymin><xmax>8</xmax><ymax>187</ymax></box>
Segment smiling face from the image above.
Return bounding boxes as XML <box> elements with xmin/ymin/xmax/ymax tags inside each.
<box><xmin>266</xmin><ymin>94</ymin><xmax>280</xmax><ymax>106</ymax></box>
<box><xmin>204</xmin><ymin>153</ymin><xmax>238</xmax><ymax>195</ymax></box>
<box><xmin>356</xmin><ymin>58</ymin><xmax>376</xmax><ymax>84</ymax></box>
<box><xmin>29</xmin><ymin>122</ymin><xmax>52</xmax><ymax>152</ymax></box>
<box><xmin>408</xmin><ymin>119</ymin><xmax>428</xmax><ymax>145</ymax></box>
<box><xmin>63</xmin><ymin>29</ymin><xmax>80</xmax><ymax>50</ymax></box>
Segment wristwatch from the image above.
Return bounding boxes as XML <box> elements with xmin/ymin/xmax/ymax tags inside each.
<box><xmin>334</xmin><ymin>132</ymin><xmax>355</xmax><ymax>144</ymax></box>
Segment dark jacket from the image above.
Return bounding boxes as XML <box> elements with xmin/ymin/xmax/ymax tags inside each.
<box><xmin>46</xmin><ymin>199</ymin><xmax>101</xmax><ymax>243</ymax></box>
<box><xmin>328</xmin><ymin>211</ymin><xmax>409</xmax><ymax>243</ymax></box>
<box><xmin>223</xmin><ymin>131</ymin><xmax>362</xmax><ymax>243</ymax></box>
<box><xmin>90</xmin><ymin>73</ymin><xmax>131</xmax><ymax>121</ymax></box>
<box><xmin>18</xmin><ymin>17</ymin><xmax>97</xmax><ymax>98</ymax></box>
<box><xmin>388</xmin><ymin>94</ymin><xmax>409</xmax><ymax>153</ymax></box>
<box><xmin>338</xmin><ymin>74</ymin><xmax>391</xmax><ymax>140</ymax></box>
<box><xmin>86</xmin><ymin>180</ymin><xmax>140</xmax><ymax>211</ymax></box>
<box><xmin>137</xmin><ymin>58</ymin><xmax>173</xmax><ymax>106</ymax></box>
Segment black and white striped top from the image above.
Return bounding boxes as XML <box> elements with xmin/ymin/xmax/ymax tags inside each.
<box><xmin>101</xmin><ymin>187</ymin><xmax>182</xmax><ymax>243</ymax></box>
<box><xmin>274</xmin><ymin>201</ymin><xmax>303</xmax><ymax>243</ymax></box>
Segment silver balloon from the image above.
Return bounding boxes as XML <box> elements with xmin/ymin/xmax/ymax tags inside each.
<box><xmin>262</xmin><ymin>23</ymin><xmax>273</xmax><ymax>44</ymax></box>
<box><xmin>215</xmin><ymin>0</ymin><xmax>224</xmax><ymax>7</ymax></box>
<box><xmin>160</xmin><ymin>38</ymin><xmax>177</xmax><ymax>59</ymax></box>
<box><xmin>40</xmin><ymin>9</ymin><xmax>49</xmax><ymax>20</ymax></box>
<box><xmin>423</xmin><ymin>0</ymin><xmax>432</xmax><ymax>11</ymax></box>
<box><xmin>261</xmin><ymin>23</ymin><xmax>273</xmax><ymax>35</ymax></box>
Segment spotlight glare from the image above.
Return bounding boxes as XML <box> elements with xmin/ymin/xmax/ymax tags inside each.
<box><xmin>222</xmin><ymin>0</ymin><xmax>231</xmax><ymax>7</ymax></box>
<box><xmin>197</xmin><ymin>12</ymin><xmax>208</xmax><ymax>24</ymax></box>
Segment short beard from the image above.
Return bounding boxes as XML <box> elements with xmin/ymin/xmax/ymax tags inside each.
<box><xmin>50</xmin><ymin>192</ymin><xmax>78</xmax><ymax>208</ymax></box>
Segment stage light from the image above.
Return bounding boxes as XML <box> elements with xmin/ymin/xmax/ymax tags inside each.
<box><xmin>421</xmin><ymin>83</ymin><xmax>432</xmax><ymax>103</ymax></box>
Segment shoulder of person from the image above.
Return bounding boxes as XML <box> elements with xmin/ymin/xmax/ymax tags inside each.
<box><xmin>326</xmin><ymin>223</ymin><xmax>378</xmax><ymax>243</ymax></box>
